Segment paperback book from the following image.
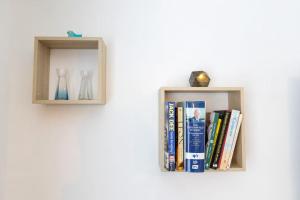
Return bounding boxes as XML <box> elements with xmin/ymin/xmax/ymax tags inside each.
<box><xmin>226</xmin><ymin>114</ymin><xmax>243</xmax><ymax>169</ymax></box>
<box><xmin>205</xmin><ymin>112</ymin><xmax>219</xmax><ymax>169</ymax></box>
<box><xmin>219</xmin><ymin>110</ymin><xmax>240</xmax><ymax>170</ymax></box>
<box><xmin>165</xmin><ymin>102</ymin><xmax>176</xmax><ymax>171</ymax></box>
<box><xmin>211</xmin><ymin>111</ymin><xmax>231</xmax><ymax>169</ymax></box>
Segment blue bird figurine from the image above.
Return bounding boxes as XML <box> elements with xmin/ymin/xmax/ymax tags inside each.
<box><xmin>67</xmin><ymin>31</ymin><xmax>82</xmax><ymax>38</ymax></box>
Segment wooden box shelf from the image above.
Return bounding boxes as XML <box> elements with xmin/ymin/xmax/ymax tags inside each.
<box><xmin>32</xmin><ymin>37</ymin><xmax>106</xmax><ymax>105</ymax></box>
<box><xmin>159</xmin><ymin>87</ymin><xmax>245</xmax><ymax>172</ymax></box>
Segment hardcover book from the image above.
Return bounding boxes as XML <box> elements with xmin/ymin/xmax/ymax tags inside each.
<box><xmin>176</xmin><ymin>102</ymin><xmax>184</xmax><ymax>171</ymax></box>
<box><xmin>184</xmin><ymin>101</ymin><xmax>206</xmax><ymax>173</ymax></box>
<box><xmin>211</xmin><ymin>111</ymin><xmax>230</xmax><ymax>169</ymax></box>
<box><xmin>165</xmin><ymin>102</ymin><xmax>176</xmax><ymax>171</ymax></box>
<box><xmin>205</xmin><ymin>112</ymin><xmax>219</xmax><ymax>169</ymax></box>
<box><xmin>219</xmin><ymin>110</ymin><xmax>240</xmax><ymax>170</ymax></box>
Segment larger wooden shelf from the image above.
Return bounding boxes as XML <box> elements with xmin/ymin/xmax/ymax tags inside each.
<box><xmin>159</xmin><ymin>87</ymin><xmax>246</xmax><ymax>172</ymax></box>
<box><xmin>32</xmin><ymin>37</ymin><xmax>106</xmax><ymax>105</ymax></box>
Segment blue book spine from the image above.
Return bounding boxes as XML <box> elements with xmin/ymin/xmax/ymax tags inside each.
<box><xmin>166</xmin><ymin>102</ymin><xmax>176</xmax><ymax>171</ymax></box>
<box><xmin>184</xmin><ymin>101</ymin><xmax>206</xmax><ymax>173</ymax></box>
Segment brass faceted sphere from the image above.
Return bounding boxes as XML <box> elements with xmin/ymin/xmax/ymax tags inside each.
<box><xmin>189</xmin><ymin>71</ymin><xmax>210</xmax><ymax>87</ymax></box>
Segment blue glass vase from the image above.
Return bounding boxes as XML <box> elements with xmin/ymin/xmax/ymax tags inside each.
<box><xmin>55</xmin><ymin>68</ymin><xmax>69</xmax><ymax>100</ymax></box>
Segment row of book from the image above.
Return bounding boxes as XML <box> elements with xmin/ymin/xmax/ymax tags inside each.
<box><xmin>164</xmin><ymin>101</ymin><xmax>243</xmax><ymax>172</ymax></box>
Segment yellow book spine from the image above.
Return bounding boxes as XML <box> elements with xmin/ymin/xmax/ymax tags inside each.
<box><xmin>176</xmin><ymin>106</ymin><xmax>184</xmax><ymax>171</ymax></box>
<box><xmin>209</xmin><ymin>119</ymin><xmax>222</xmax><ymax>164</ymax></box>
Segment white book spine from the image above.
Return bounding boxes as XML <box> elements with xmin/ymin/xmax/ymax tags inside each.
<box><xmin>219</xmin><ymin>110</ymin><xmax>240</xmax><ymax>170</ymax></box>
<box><xmin>226</xmin><ymin>114</ymin><xmax>243</xmax><ymax>169</ymax></box>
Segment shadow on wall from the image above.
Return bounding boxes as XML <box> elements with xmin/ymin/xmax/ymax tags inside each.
<box><xmin>288</xmin><ymin>77</ymin><xmax>300</xmax><ymax>200</ymax></box>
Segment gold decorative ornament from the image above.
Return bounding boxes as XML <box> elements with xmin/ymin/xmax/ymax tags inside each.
<box><xmin>189</xmin><ymin>71</ymin><xmax>210</xmax><ymax>87</ymax></box>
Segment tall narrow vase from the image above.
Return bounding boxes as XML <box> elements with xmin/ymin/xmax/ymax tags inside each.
<box><xmin>78</xmin><ymin>70</ymin><xmax>93</xmax><ymax>100</ymax></box>
<box><xmin>55</xmin><ymin>68</ymin><xmax>69</xmax><ymax>100</ymax></box>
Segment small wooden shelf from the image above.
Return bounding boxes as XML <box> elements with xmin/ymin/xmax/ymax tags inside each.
<box><xmin>159</xmin><ymin>87</ymin><xmax>246</xmax><ymax>172</ymax></box>
<box><xmin>32</xmin><ymin>37</ymin><xmax>106</xmax><ymax>105</ymax></box>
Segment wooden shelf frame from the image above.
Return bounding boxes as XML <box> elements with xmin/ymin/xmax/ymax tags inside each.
<box><xmin>32</xmin><ymin>37</ymin><xmax>106</xmax><ymax>105</ymax></box>
<box><xmin>159</xmin><ymin>87</ymin><xmax>246</xmax><ymax>172</ymax></box>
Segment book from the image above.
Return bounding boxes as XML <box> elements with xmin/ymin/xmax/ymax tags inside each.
<box><xmin>184</xmin><ymin>101</ymin><xmax>206</xmax><ymax>173</ymax></box>
<box><xmin>226</xmin><ymin>114</ymin><xmax>243</xmax><ymax>169</ymax></box>
<box><xmin>209</xmin><ymin>118</ymin><xmax>222</xmax><ymax>167</ymax></box>
<box><xmin>211</xmin><ymin>111</ymin><xmax>230</xmax><ymax>169</ymax></box>
<box><xmin>219</xmin><ymin>110</ymin><xmax>240</xmax><ymax>170</ymax></box>
<box><xmin>164</xmin><ymin>127</ymin><xmax>169</xmax><ymax>170</ymax></box>
<box><xmin>176</xmin><ymin>102</ymin><xmax>184</xmax><ymax>171</ymax></box>
<box><xmin>205</xmin><ymin>112</ymin><xmax>219</xmax><ymax>169</ymax></box>
<box><xmin>165</xmin><ymin>102</ymin><xmax>176</xmax><ymax>171</ymax></box>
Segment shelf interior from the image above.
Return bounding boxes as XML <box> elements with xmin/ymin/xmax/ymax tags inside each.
<box><xmin>48</xmin><ymin>49</ymin><xmax>99</xmax><ymax>100</ymax></box>
<box><xmin>33</xmin><ymin>38</ymin><xmax>104</xmax><ymax>104</ymax></box>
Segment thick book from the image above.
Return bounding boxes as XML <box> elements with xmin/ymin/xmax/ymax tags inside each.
<box><xmin>226</xmin><ymin>114</ymin><xmax>243</xmax><ymax>169</ymax></box>
<box><xmin>176</xmin><ymin>102</ymin><xmax>184</xmax><ymax>171</ymax></box>
<box><xmin>184</xmin><ymin>101</ymin><xmax>206</xmax><ymax>173</ymax></box>
<box><xmin>211</xmin><ymin>111</ymin><xmax>230</xmax><ymax>169</ymax></box>
<box><xmin>205</xmin><ymin>112</ymin><xmax>219</xmax><ymax>169</ymax></box>
<box><xmin>165</xmin><ymin>102</ymin><xmax>176</xmax><ymax>171</ymax></box>
<box><xmin>219</xmin><ymin>110</ymin><xmax>240</xmax><ymax>170</ymax></box>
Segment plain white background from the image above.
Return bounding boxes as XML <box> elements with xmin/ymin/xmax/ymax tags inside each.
<box><xmin>0</xmin><ymin>0</ymin><xmax>300</xmax><ymax>200</ymax></box>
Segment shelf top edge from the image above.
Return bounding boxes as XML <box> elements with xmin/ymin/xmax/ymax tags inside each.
<box><xmin>160</xmin><ymin>87</ymin><xmax>244</xmax><ymax>92</ymax></box>
<box><xmin>35</xmin><ymin>36</ymin><xmax>103</xmax><ymax>41</ymax></box>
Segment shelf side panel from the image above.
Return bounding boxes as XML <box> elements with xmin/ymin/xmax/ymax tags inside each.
<box><xmin>98</xmin><ymin>40</ymin><xmax>106</xmax><ymax>104</ymax></box>
<box><xmin>159</xmin><ymin>89</ymin><xmax>166</xmax><ymax>171</ymax></box>
<box><xmin>34</xmin><ymin>40</ymin><xmax>50</xmax><ymax>101</ymax></box>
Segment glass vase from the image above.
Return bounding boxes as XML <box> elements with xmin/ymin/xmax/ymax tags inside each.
<box><xmin>55</xmin><ymin>68</ymin><xmax>69</xmax><ymax>100</ymax></box>
<box><xmin>78</xmin><ymin>70</ymin><xmax>93</xmax><ymax>100</ymax></box>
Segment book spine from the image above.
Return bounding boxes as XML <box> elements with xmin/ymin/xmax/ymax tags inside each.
<box><xmin>219</xmin><ymin>110</ymin><xmax>240</xmax><ymax>170</ymax></box>
<box><xmin>212</xmin><ymin>112</ymin><xmax>230</xmax><ymax>169</ymax></box>
<box><xmin>205</xmin><ymin>112</ymin><xmax>219</xmax><ymax>169</ymax></box>
<box><xmin>166</xmin><ymin>102</ymin><xmax>176</xmax><ymax>171</ymax></box>
<box><xmin>164</xmin><ymin>103</ymin><xmax>169</xmax><ymax>170</ymax></box>
<box><xmin>184</xmin><ymin>101</ymin><xmax>206</xmax><ymax>173</ymax></box>
<box><xmin>176</xmin><ymin>102</ymin><xmax>184</xmax><ymax>171</ymax></box>
<box><xmin>164</xmin><ymin>127</ymin><xmax>169</xmax><ymax>170</ymax></box>
<box><xmin>209</xmin><ymin>118</ymin><xmax>222</xmax><ymax>166</ymax></box>
<box><xmin>205</xmin><ymin>114</ymin><xmax>213</xmax><ymax>167</ymax></box>
<box><xmin>226</xmin><ymin>114</ymin><xmax>243</xmax><ymax>169</ymax></box>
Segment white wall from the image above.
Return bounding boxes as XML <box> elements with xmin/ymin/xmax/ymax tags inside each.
<box><xmin>1</xmin><ymin>0</ymin><xmax>300</xmax><ymax>200</ymax></box>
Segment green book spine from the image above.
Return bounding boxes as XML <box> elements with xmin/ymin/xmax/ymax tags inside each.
<box><xmin>211</xmin><ymin>111</ymin><xmax>231</xmax><ymax>169</ymax></box>
<box><xmin>205</xmin><ymin>112</ymin><xmax>219</xmax><ymax>169</ymax></box>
